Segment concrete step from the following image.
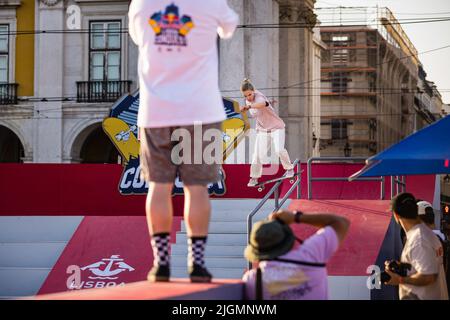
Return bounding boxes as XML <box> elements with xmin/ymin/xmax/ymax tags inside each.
<box><xmin>0</xmin><ymin>242</ymin><xmax>67</xmax><ymax>268</ymax></box>
<box><xmin>171</xmin><ymin>255</ymin><xmax>247</xmax><ymax>269</ymax></box>
<box><xmin>209</xmin><ymin>211</ymin><xmax>269</xmax><ymax>222</ymax></box>
<box><xmin>171</xmin><ymin>244</ymin><xmax>247</xmax><ymax>257</ymax></box>
<box><xmin>0</xmin><ymin>217</ymin><xmax>82</xmax><ymax>242</ymax></box>
<box><xmin>0</xmin><ymin>267</ymin><xmax>52</xmax><ymax>297</ymax></box>
<box><xmin>211</xmin><ymin>199</ymin><xmax>276</xmax><ymax>211</ymax></box>
<box><xmin>209</xmin><ymin>199</ymin><xmax>288</xmax><ymax>222</ymax></box>
<box><xmin>176</xmin><ymin>233</ymin><xmax>247</xmax><ymax>246</ymax></box>
<box><xmin>181</xmin><ymin>221</ymin><xmax>249</xmax><ymax>234</ymax></box>
<box><xmin>170</xmin><ymin>267</ymin><xmax>244</xmax><ymax>279</ymax></box>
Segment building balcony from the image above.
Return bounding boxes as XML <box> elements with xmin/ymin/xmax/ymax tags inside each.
<box><xmin>0</xmin><ymin>83</ymin><xmax>18</xmax><ymax>105</ymax></box>
<box><xmin>76</xmin><ymin>80</ymin><xmax>132</xmax><ymax>103</ymax></box>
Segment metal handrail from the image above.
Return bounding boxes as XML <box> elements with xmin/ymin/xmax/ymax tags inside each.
<box><xmin>246</xmin><ymin>159</ymin><xmax>301</xmax><ymax>269</ymax></box>
<box><xmin>391</xmin><ymin>175</ymin><xmax>406</xmax><ymax>198</ymax></box>
<box><xmin>307</xmin><ymin>157</ymin><xmax>386</xmax><ymax>200</ymax></box>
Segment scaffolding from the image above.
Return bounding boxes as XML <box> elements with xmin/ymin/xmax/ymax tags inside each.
<box><xmin>317</xmin><ymin>7</ymin><xmax>419</xmax><ymax>157</ymax></box>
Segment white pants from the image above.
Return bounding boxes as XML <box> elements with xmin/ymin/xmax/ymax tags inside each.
<box><xmin>250</xmin><ymin>129</ymin><xmax>294</xmax><ymax>179</ymax></box>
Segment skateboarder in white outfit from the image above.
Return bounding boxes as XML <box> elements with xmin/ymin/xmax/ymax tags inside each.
<box><xmin>240</xmin><ymin>79</ymin><xmax>294</xmax><ymax>187</ymax></box>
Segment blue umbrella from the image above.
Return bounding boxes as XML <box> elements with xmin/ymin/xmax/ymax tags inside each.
<box><xmin>349</xmin><ymin>115</ymin><xmax>450</xmax><ymax>180</ymax></box>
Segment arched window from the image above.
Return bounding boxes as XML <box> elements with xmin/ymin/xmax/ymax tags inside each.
<box><xmin>0</xmin><ymin>125</ymin><xmax>24</xmax><ymax>163</ymax></box>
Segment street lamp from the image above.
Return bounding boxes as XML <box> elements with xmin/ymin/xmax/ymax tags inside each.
<box><xmin>344</xmin><ymin>142</ymin><xmax>352</xmax><ymax>157</ymax></box>
<box><xmin>312</xmin><ymin>132</ymin><xmax>317</xmax><ymax>149</ymax></box>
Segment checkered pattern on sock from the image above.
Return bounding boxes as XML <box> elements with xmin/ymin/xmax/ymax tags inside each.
<box><xmin>188</xmin><ymin>236</ymin><xmax>207</xmax><ymax>267</ymax></box>
<box><xmin>151</xmin><ymin>232</ymin><xmax>171</xmax><ymax>267</ymax></box>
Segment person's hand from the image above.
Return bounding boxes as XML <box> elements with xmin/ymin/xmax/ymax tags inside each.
<box><xmin>384</xmin><ymin>261</ymin><xmax>402</xmax><ymax>286</ymax></box>
<box><xmin>269</xmin><ymin>210</ymin><xmax>295</xmax><ymax>225</ymax></box>
<box><xmin>239</xmin><ymin>105</ymin><xmax>248</xmax><ymax>112</ymax></box>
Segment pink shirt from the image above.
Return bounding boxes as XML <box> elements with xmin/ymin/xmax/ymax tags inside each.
<box><xmin>242</xmin><ymin>226</ymin><xmax>339</xmax><ymax>300</ymax></box>
<box><xmin>246</xmin><ymin>90</ymin><xmax>285</xmax><ymax>131</ymax></box>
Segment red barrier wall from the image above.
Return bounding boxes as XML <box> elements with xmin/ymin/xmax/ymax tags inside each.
<box><xmin>0</xmin><ymin>164</ymin><xmax>437</xmax><ymax>216</ymax></box>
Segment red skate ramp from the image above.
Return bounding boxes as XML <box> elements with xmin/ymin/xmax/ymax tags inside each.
<box><xmin>288</xmin><ymin>200</ymin><xmax>392</xmax><ymax>276</ymax></box>
<box><xmin>37</xmin><ymin>216</ymin><xmax>183</xmax><ymax>295</ymax></box>
<box><xmin>287</xmin><ymin>200</ymin><xmax>393</xmax><ymax>299</ymax></box>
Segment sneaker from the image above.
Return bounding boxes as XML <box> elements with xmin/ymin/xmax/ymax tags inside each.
<box><xmin>147</xmin><ymin>265</ymin><xmax>170</xmax><ymax>282</ymax></box>
<box><xmin>247</xmin><ymin>178</ymin><xmax>258</xmax><ymax>187</ymax></box>
<box><xmin>285</xmin><ymin>169</ymin><xmax>294</xmax><ymax>178</ymax></box>
<box><xmin>189</xmin><ymin>264</ymin><xmax>212</xmax><ymax>283</ymax></box>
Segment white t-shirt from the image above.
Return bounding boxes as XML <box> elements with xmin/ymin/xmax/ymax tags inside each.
<box><xmin>400</xmin><ymin>223</ymin><xmax>449</xmax><ymax>300</ymax></box>
<box><xmin>128</xmin><ymin>0</ymin><xmax>238</xmax><ymax>128</ymax></box>
<box><xmin>243</xmin><ymin>226</ymin><xmax>339</xmax><ymax>300</ymax></box>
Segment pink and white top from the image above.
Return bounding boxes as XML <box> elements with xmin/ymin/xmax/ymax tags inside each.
<box><xmin>128</xmin><ymin>0</ymin><xmax>238</xmax><ymax>128</ymax></box>
<box><xmin>246</xmin><ymin>90</ymin><xmax>285</xmax><ymax>131</ymax></box>
<box><xmin>243</xmin><ymin>226</ymin><xmax>339</xmax><ymax>300</ymax></box>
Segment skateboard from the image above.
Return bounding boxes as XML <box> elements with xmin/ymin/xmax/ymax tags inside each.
<box><xmin>253</xmin><ymin>170</ymin><xmax>303</xmax><ymax>192</ymax></box>
<box><xmin>102</xmin><ymin>117</ymin><xmax>140</xmax><ymax>163</ymax></box>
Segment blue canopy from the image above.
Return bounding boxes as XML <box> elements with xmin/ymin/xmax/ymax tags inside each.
<box><xmin>349</xmin><ymin>115</ymin><xmax>450</xmax><ymax>180</ymax></box>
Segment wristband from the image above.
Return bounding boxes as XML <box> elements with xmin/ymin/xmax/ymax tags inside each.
<box><xmin>293</xmin><ymin>210</ymin><xmax>303</xmax><ymax>223</ymax></box>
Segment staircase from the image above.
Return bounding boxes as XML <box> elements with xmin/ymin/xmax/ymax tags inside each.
<box><xmin>170</xmin><ymin>199</ymin><xmax>288</xmax><ymax>279</ymax></box>
<box><xmin>0</xmin><ymin>216</ymin><xmax>82</xmax><ymax>299</ymax></box>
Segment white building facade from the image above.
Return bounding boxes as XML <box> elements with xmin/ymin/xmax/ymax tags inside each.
<box><xmin>0</xmin><ymin>0</ymin><xmax>319</xmax><ymax>164</ymax></box>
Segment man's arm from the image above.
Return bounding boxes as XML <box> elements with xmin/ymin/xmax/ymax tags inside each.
<box><xmin>217</xmin><ymin>0</ymin><xmax>239</xmax><ymax>39</ymax></box>
<box><xmin>385</xmin><ymin>268</ymin><xmax>437</xmax><ymax>286</ymax></box>
<box><xmin>269</xmin><ymin>210</ymin><xmax>350</xmax><ymax>245</ymax></box>
<box><xmin>386</xmin><ymin>239</ymin><xmax>440</xmax><ymax>287</ymax></box>
<box><xmin>128</xmin><ymin>1</ymin><xmax>140</xmax><ymax>46</ymax></box>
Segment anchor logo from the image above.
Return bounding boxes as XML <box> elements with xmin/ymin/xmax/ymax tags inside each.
<box><xmin>81</xmin><ymin>255</ymin><xmax>135</xmax><ymax>280</ymax></box>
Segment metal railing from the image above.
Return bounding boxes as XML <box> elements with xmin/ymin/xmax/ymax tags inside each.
<box><xmin>246</xmin><ymin>159</ymin><xmax>301</xmax><ymax>269</ymax></box>
<box><xmin>0</xmin><ymin>83</ymin><xmax>18</xmax><ymax>105</ymax></box>
<box><xmin>307</xmin><ymin>157</ymin><xmax>386</xmax><ymax>200</ymax></box>
<box><xmin>391</xmin><ymin>175</ymin><xmax>406</xmax><ymax>198</ymax></box>
<box><xmin>76</xmin><ymin>80</ymin><xmax>131</xmax><ymax>103</ymax></box>
<box><xmin>246</xmin><ymin>156</ymin><xmax>407</xmax><ymax>268</ymax></box>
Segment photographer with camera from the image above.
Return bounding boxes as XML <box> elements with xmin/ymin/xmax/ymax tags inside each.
<box><xmin>384</xmin><ymin>193</ymin><xmax>448</xmax><ymax>300</ymax></box>
<box><xmin>242</xmin><ymin>210</ymin><xmax>350</xmax><ymax>300</ymax></box>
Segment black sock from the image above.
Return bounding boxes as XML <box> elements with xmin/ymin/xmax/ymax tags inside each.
<box><xmin>151</xmin><ymin>232</ymin><xmax>170</xmax><ymax>267</ymax></box>
<box><xmin>188</xmin><ymin>236</ymin><xmax>207</xmax><ymax>267</ymax></box>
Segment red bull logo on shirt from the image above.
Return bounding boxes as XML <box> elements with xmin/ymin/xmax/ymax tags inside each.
<box><xmin>149</xmin><ymin>3</ymin><xmax>194</xmax><ymax>47</ymax></box>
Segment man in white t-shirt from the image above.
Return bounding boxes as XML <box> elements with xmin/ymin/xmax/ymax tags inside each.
<box><xmin>242</xmin><ymin>210</ymin><xmax>350</xmax><ymax>300</ymax></box>
<box><xmin>417</xmin><ymin>200</ymin><xmax>446</xmax><ymax>242</ymax></box>
<box><xmin>416</xmin><ymin>200</ymin><xmax>450</xmax><ymax>296</ymax></box>
<box><xmin>385</xmin><ymin>193</ymin><xmax>448</xmax><ymax>300</ymax></box>
<box><xmin>128</xmin><ymin>0</ymin><xmax>238</xmax><ymax>283</ymax></box>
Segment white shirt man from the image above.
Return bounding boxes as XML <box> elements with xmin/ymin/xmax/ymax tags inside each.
<box><xmin>386</xmin><ymin>193</ymin><xmax>448</xmax><ymax>300</ymax></box>
<box><xmin>400</xmin><ymin>223</ymin><xmax>448</xmax><ymax>300</ymax></box>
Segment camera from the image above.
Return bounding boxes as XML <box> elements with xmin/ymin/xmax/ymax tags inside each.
<box><xmin>380</xmin><ymin>260</ymin><xmax>412</xmax><ymax>284</ymax></box>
